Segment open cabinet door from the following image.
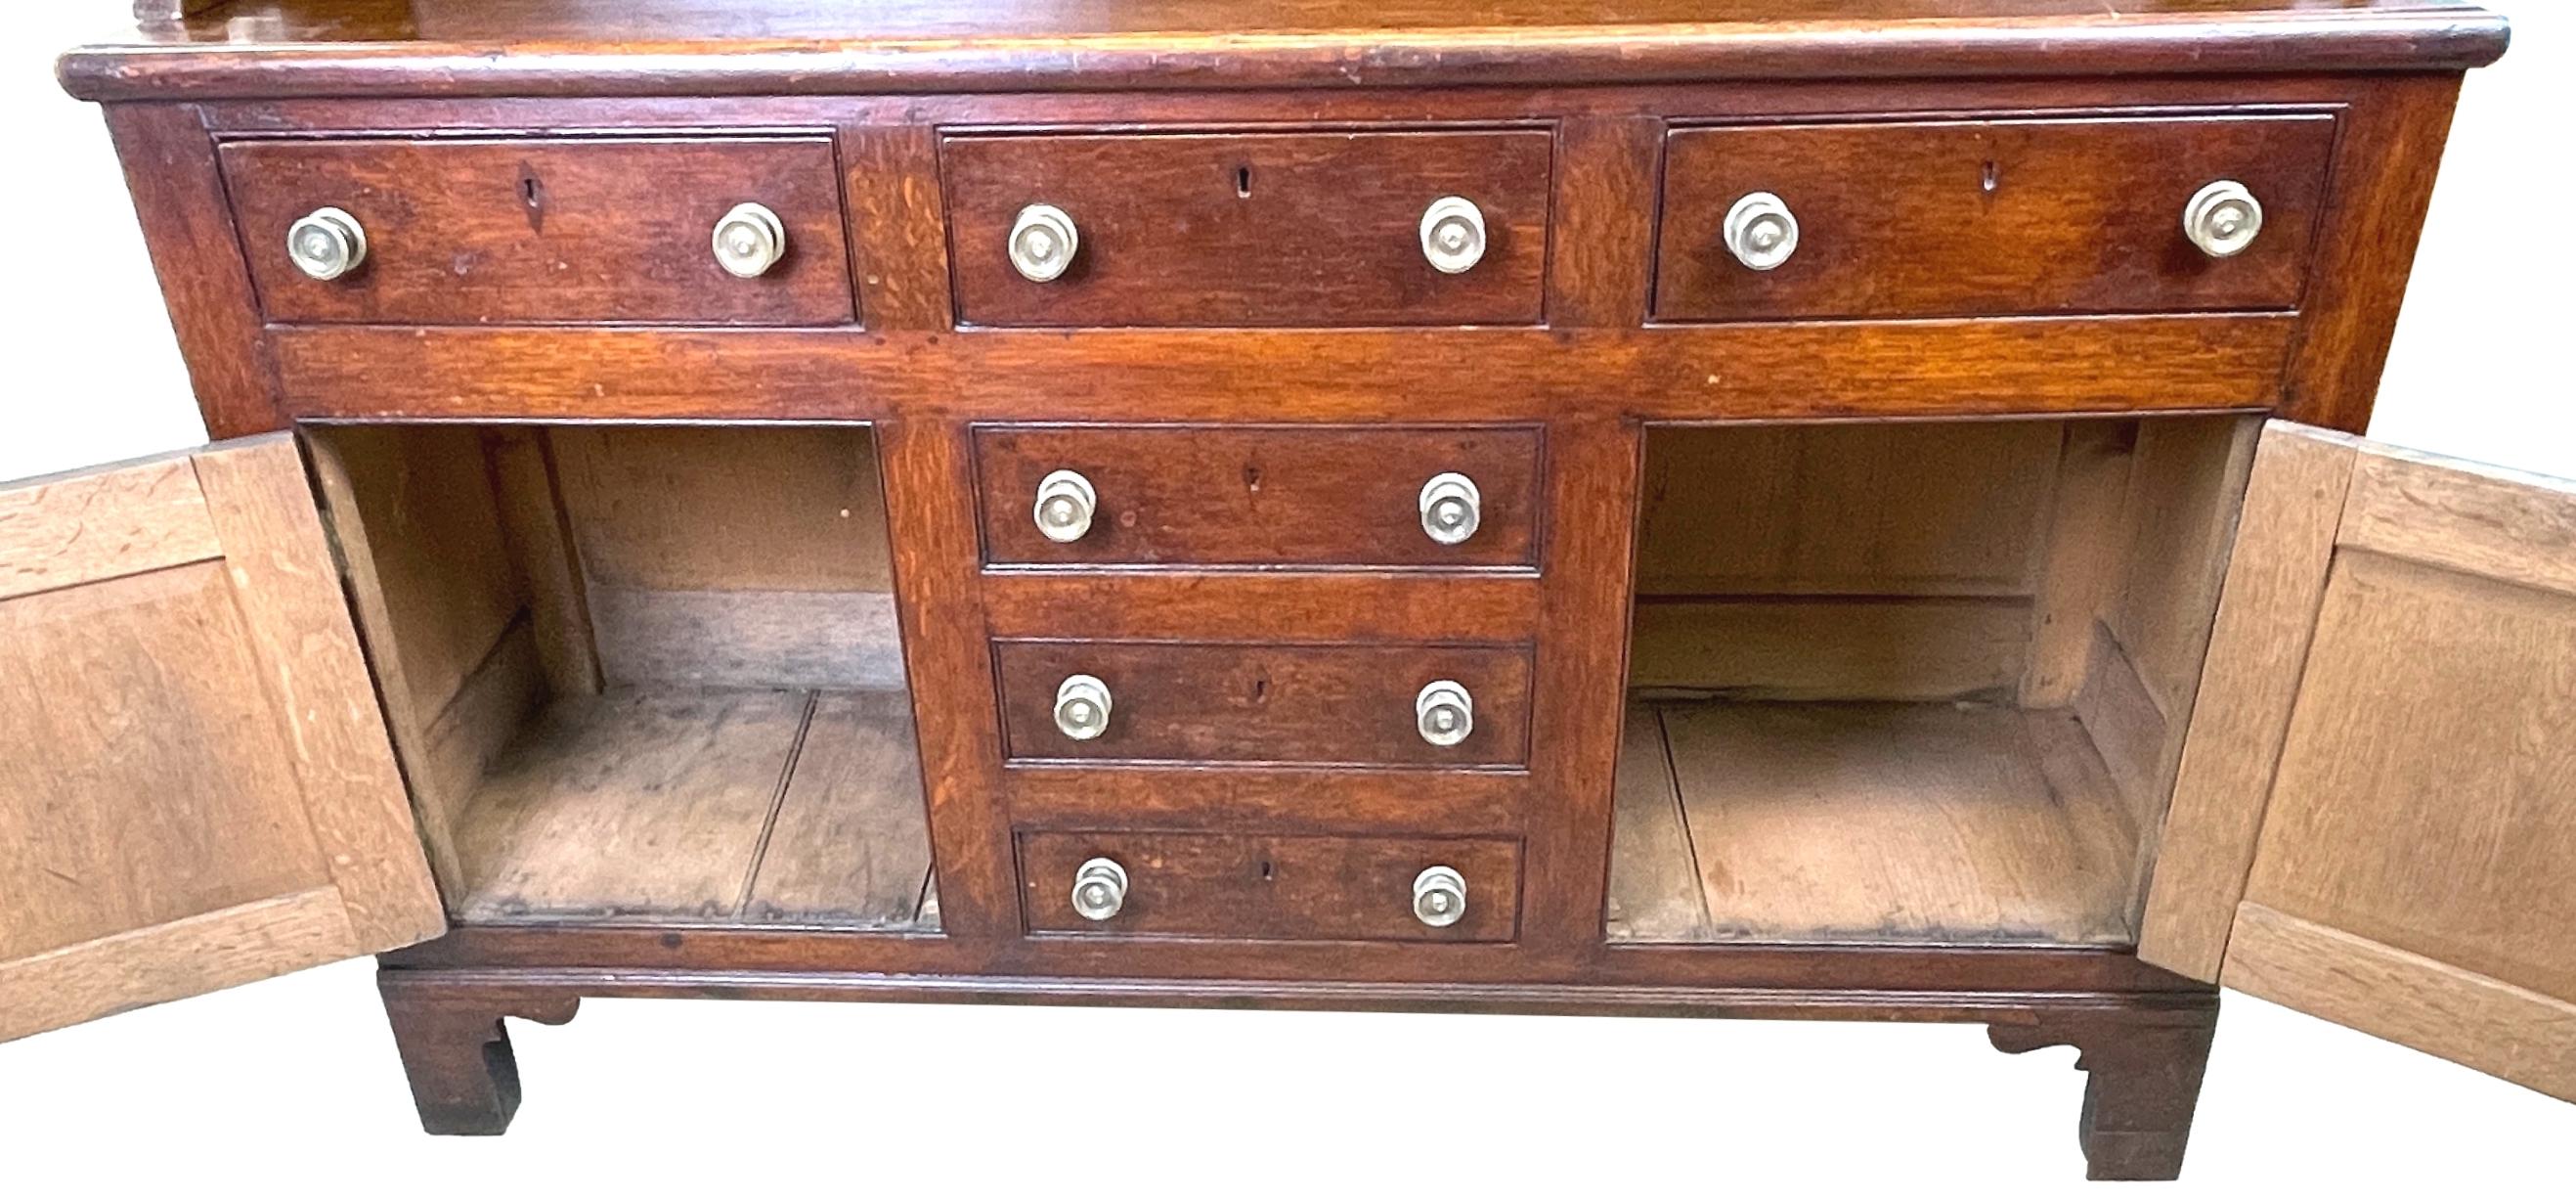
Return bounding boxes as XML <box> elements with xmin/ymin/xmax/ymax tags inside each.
<box><xmin>2140</xmin><ymin>421</ymin><xmax>2575</xmax><ymax>1101</ymax></box>
<box><xmin>1</xmin><ymin>435</ymin><xmax>445</xmax><ymax>1042</ymax></box>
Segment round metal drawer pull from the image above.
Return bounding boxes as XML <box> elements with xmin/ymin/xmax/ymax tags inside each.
<box><xmin>1418</xmin><ymin>472</ymin><xmax>1482</xmax><ymax>546</ymax></box>
<box><xmin>1419</xmin><ymin>196</ymin><xmax>1489</xmax><ymax>275</ymax></box>
<box><xmin>1415</xmin><ymin>680</ymin><xmax>1473</xmax><ymax>748</ymax></box>
<box><xmin>1054</xmin><ymin>674</ymin><xmax>1113</xmax><ymax>741</ymax></box>
<box><xmin>2184</xmin><ymin>180</ymin><xmax>2265</xmax><ymax>259</ymax></box>
<box><xmin>1413</xmin><ymin>866</ymin><xmax>1467</xmax><ymax>928</ymax></box>
<box><xmin>1071</xmin><ymin>857</ymin><xmax>1129</xmax><ymax>921</ymax></box>
<box><xmin>1033</xmin><ymin>468</ymin><xmax>1098</xmax><ymax>544</ymax></box>
<box><xmin>1723</xmin><ymin>192</ymin><xmax>1800</xmax><ymax>272</ymax></box>
<box><xmin>1009</xmin><ymin>202</ymin><xmax>1080</xmax><ymax>282</ymax></box>
<box><xmin>711</xmin><ymin>201</ymin><xmax>788</xmax><ymax>278</ymax></box>
<box><xmin>285</xmin><ymin>206</ymin><xmax>368</xmax><ymax>281</ymax></box>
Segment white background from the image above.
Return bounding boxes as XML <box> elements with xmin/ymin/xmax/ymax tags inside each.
<box><xmin>3</xmin><ymin>6</ymin><xmax>2569</xmax><ymax>1194</ymax></box>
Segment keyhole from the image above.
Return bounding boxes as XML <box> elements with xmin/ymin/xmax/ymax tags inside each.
<box><xmin>518</xmin><ymin>167</ymin><xmax>546</xmax><ymax>232</ymax></box>
<box><xmin>1236</xmin><ymin>165</ymin><xmax>1252</xmax><ymax>198</ymax></box>
<box><xmin>1259</xmin><ymin>860</ymin><xmax>1275</xmax><ymax>881</ymax></box>
<box><xmin>1243</xmin><ymin>465</ymin><xmax>1262</xmax><ymax>492</ymax></box>
<box><xmin>1250</xmin><ymin>677</ymin><xmax>1269</xmax><ymax>703</ymax></box>
<box><xmin>1981</xmin><ymin>160</ymin><xmax>2000</xmax><ymax>194</ymax></box>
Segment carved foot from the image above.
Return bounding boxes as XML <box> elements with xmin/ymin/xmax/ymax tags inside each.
<box><xmin>1989</xmin><ymin>998</ymin><xmax>2220</xmax><ymax>1181</ymax></box>
<box><xmin>378</xmin><ymin>971</ymin><xmax>580</xmax><ymax>1136</ymax></box>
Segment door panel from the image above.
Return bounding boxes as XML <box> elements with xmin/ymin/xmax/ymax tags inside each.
<box><xmin>2140</xmin><ymin>422</ymin><xmax>2576</xmax><ymax>1101</ymax></box>
<box><xmin>0</xmin><ymin>436</ymin><xmax>442</xmax><ymax>1043</ymax></box>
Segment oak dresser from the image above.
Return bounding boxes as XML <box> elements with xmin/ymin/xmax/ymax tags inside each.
<box><xmin>11</xmin><ymin>0</ymin><xmax>2562</xmax><ymax>1180</ymax></box>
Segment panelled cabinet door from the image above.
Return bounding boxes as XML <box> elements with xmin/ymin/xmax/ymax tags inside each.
<box><xmin>0</xmin><ymin>435</ymin><xmax>444</xmax><ymax>1043</ymax></box>
<box><xmin>2140</xmin><ymin>421</ymin><xmax>2576</xmax><ymax>1101</ymax></box>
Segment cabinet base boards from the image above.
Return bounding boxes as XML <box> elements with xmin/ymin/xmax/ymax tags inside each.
<box><xmin>377</xmin><ymin>957</ymin><xmax>2217</xmax><ymax>1178</ymax></box>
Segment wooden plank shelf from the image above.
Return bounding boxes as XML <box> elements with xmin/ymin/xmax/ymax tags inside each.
<box><xmin>450</xmin><ymin>685</ymin><xmax>937</xmax><ymax>929</ymax></box>
<box><xmin>1609</xmin><ymin>698</ymin><xmax>2143</xmax><ymax>947</ymax></box>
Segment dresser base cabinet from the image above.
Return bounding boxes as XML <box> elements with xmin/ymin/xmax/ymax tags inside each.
<box><xmin>21</xmin><ymin>0</ymin><xmax>2555</xmax><ymax>1182</ymax></box>
<box><xmin>8</xmin><ymin>419</ymin><xmax>2569</xmax><ymax>1177</ymax></box>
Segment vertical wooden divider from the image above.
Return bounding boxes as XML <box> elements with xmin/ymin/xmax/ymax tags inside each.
<box><xmin>1521</xmin><ymin>115</ymin><xmax>1659</xmax><ymax>956</ymax></box>
<box><xmin>877</xmin><ymin>418</ymin><xmax>1015</xmax><ymax>946</ymax></box>
<box><xmin>1521</xmin><ymin>416</ymin><xmax>1645</xmax><ymax>957</ymax></box>
<box><xmin>841</xmin><ymin>117</ymin><xmax>1019</xmax><ymax>943</ymax></box>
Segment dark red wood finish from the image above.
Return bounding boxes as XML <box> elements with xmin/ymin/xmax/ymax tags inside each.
<box><xmin>60</xmin><ymin>1</ymin><xmax>2508</xmax><ymax>100</ymax></box>
<box><xmin>942</xmin><ymin>129</ymin><xmax>1551</xmax><ymax>327</ymax></box>
<box><xmin>974</xmin><ymin>424</ymin><xmax>1542</xmax><ymax>568</ymax></box>
<box><xmin>222</xmin><ymin>135</ymin><xmax>855</xmax><ymax>325</ymax></box>
<box><xmin>1653</xmin><ymin>113</ymin><xmax>2338</xmax><ymax>321</ymax></box>
<box><xmin>993</xmin><ymin>641</ymin><xmax>1535</xmax><ymax>768</ymax></box>
<box><xmin>59</xmin><ymin>0</ymin><xmax>2509</xmax><ymax>1174</ymax></box>
<box><xmin>1016</xmin><ymin>829</ymin><xmax>1522</xmax><ymax>941</ymax></box>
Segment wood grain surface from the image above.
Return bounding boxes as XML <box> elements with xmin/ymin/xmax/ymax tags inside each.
<box><xmin>1656</xmin><ymin>114</ymin><xmax>2336</xmax><ymax>321</ymax></box>
<box><xmin>1017</xmin><ymin>829</ymin><xmax>1521</xmax><ymax>942</ymax></box>
<box><xmin>223</xmin><ymin>136</ymin><xmax>854</xmax><ymax>325</ymax></box>
<box><xmin>994</xmin><ymin>640</ymin><xmax>1534</xmax><ymax>768</ymax></box>
<box><xmin>975</xmin><ymin>423</ymin><xmax>1540</xmax><ymax>568</ymax></box>
<box><xmin>943</xmin><ymin>130</ymin><xmax>1549</xmax><ymax>327</ymax></box>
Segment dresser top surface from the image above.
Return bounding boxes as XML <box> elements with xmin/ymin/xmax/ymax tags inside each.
<box><xmin>90</xmin><ymin>0</ymin><xmax>2510</xmax><ymax>42</ymax></box>
<box><xmin>63</xmin><ymin>0</ymin><xmax>2508</xmax><ymax>100</ymax></box>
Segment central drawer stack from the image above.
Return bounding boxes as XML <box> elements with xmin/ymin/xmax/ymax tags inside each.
<box><xmin>943</xmin><ymin>125</ymin><xmax>1558</xmax><ymax>947</ymax></box>
<box><xmin>972</xmin><ymin>422</ymin><xmax>1546</xmax><ymax>943</ymax></box>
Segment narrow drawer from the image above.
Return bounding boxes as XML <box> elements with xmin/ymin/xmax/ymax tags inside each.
<box><xmin>1653</xmin><ymin>113</ymin><xmax>2337</xmax><ymax>321</ymax></box>
<box><xmin>976</xmin><ymin>424</ymin><xmax>1541</xmax><ymax>568</ymax></box>
<box><xmin>942</xmin><ymin>130</ymin><xmax>1550</xmax><ymax>327</ymax></box>
<box><xmin>222</xmin><ymin>136</ymin><xmax>854</xmax><ymax>325</ymax></box>
<box><xmin>1019</xmin><ymin>829</ymin><xmax>1521</xmax><ymax>941</ymax></box>
<box><xmin>995</xmin><ymin>641</ymin><xmax>1533</xmax><ymax>768</ymax></box>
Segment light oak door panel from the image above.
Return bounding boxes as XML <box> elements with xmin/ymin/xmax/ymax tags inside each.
<box><xmin>2140</xmin><ymin>422</ymin><xmax>2576</xmax><ymax>1101</ymax></box>
<box><xmin>0</xmin><ymin>436</ymin><xmax>443</xmax><ymax>1043</ymax></box>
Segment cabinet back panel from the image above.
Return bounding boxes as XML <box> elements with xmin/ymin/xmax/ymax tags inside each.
<box><xmin>547</xmin><ymin>426</ymin><xmax>903</xmax><ymax>689</ymax></box>
<box><xmin>1636</xmin><ymin>422</ymin><xmax>2061</xmax><ymax>600</ymax></box>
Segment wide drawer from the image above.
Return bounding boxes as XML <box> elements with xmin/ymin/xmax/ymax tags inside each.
<box><xmin>1019</xmin><ymin>829</ymin><xmax>1520</xmax><ymax>941</ymax></box>
<box><xmin>942</xmin><ymin>129</ymin><xmax>1550</xmax><ymax>327</ymax></box>
<box><xmin>975</xmin><ymin>424</ymin><xmax>1542</xmax><ymax>568</ymax></box>
<box><xmin>994</xmin><ymin>641</ymin><xmax>1533</xmax><ymax>767</ymax></box>
<box><xmin>221</xmin><ymin>136</ymin><xmax>854</xmax><ymax>325</ymax></box>
<box><xmin>1653</xmin><ymin>113</ymin><xmax>2337</xmax><ymax>321</ymax></box>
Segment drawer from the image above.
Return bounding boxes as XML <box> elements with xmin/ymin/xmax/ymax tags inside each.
<box><xmin>1653</xmin><ymin>114</ymin><xmax>2337</xmax><ymax>321</ymax></box>
<box><xmin>222</xmin><ymin>136</ymin><xmax>854</xmax><ymax>325</ymax></box>
<box><xmin>942</xmin><ymin>130</ymin><xmax>1550</xmax><ymax>327</ymax></box>
<box><xmin>1019</xmin><ymin>830</ymin><xmax>1520</xmax><ymax>941</ymax></box>
<box><xmin>976</xmin><ymin>424</ymin><xmax>1542</xmax><ymax>568</ymax></box>
<box><xmin>995</xmin><ymin>641</ymin><xmax>1533</xmax><ymax>767</ymax></box>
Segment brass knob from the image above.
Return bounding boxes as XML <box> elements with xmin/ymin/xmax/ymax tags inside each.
<box><xmin>285</xmin><ymin>207</ymin><xmax>367</xmax><ymax>281</ymax></box>
<box><xmin>1413</xmin><ymin>866</ymin><xmax>1467</xmax><ymax>928</ymax></box>
<box><xmin>1033</xmin><ymin>468</ymin><xmax>1097</xmax><ymax>544</ymax></box>
<box><xmin>1416</xmin><ymin>680</ymin><xmax>1473</xmax><ymax>748</ymax></box>
<box><xmin>1009</xmin><ymin>203</ymin><xmax>1079</xmax><ymax>282</ymax></box>
<box><xmin>2184</xmin><ymin>181</ymin><xmax>2264</xmax><ymax>258</ymax></box>
<box><xmin>1419</xmin><ymin>196</ymin><xmax>1488</xmax><ymax>275</ymax></box>
<box><xmin>1723</xmin><ymin>192</ymin><xmax>1799</xmax><ymax>271</ymax></box>
<box><xmin>1054</xmin><ymin>674</ymin><xmax>1112</xmax><ymax>741</ymax></box>
<box><xmin>1071</xmin><ymin>857</ymin><xmax>1128</xmax><ymax>921</ymax></box>
<box><xmin>711</xmin><ymin>202</ymin><xmax>787</xmax><ymax>278</ymax></box>
<box><xmin>1419</xmin><ymin>472</ymin><xmax>1482</xmax><ymax>546</ymax></box>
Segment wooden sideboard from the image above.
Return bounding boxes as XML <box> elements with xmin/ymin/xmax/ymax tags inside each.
<box><xmin>11</xmin><ymin>0</ymin><xmax>2567</xmax><ymax>1180</ymax></box>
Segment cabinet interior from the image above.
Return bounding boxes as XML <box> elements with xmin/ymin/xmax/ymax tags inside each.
<box><xmin>304</xmin><ymin>424</ymin><xmax>937</xmax><ymax>930</ymax></box>
<box><xmin>1611</xmin><ymin>415</ymin><xmax>2261</xmax><ymax>947</ymax></box>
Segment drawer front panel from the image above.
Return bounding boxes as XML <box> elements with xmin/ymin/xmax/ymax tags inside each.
<box><xmin>995</xmin><ymin>641</ymin><xmax>1533</xmax><ymax>767</ymax></box>
<box><xmin>1654</xmin><ymin>114</ymin><xmax>2336</xmax><ymax>321</ymax></box>
<box><xmin>976</xmin><ymin>424</ymin><xmax>1542</xmax><ymax>568</ymax></box>
<box><xmin>943</xmin><ymin>130</ymin><xmax>1550</xmax><ymax>327</ymax></box>
<box><xmin>223</xmin><ymin>136</ymin><xmax>854</xmax><ymax>325</ymax></box>
<box><xmin>1019</xmin><ymin>829</ymin><xmax>1521</xmax><ymax>941</ymax></box>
